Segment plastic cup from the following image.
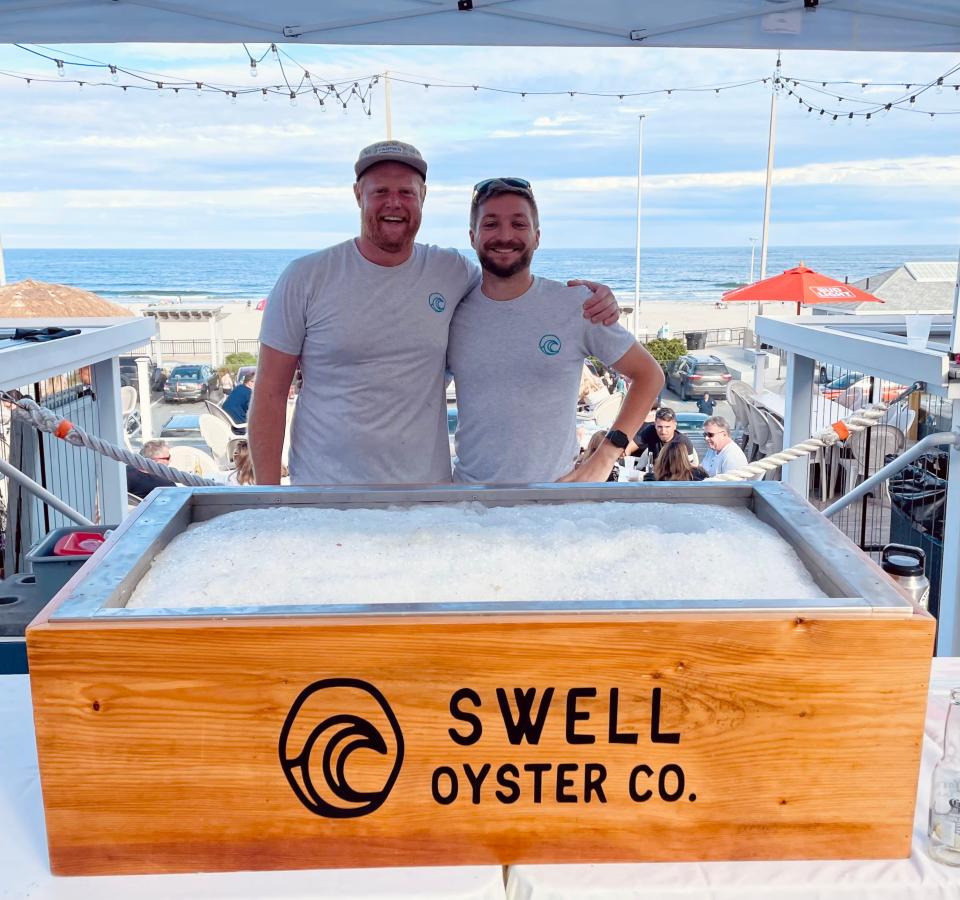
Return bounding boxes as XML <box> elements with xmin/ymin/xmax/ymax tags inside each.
<box><xmin>906</xmin><ymin>315</ymin><xmax>933</xmax><ymax>349</ymax></box>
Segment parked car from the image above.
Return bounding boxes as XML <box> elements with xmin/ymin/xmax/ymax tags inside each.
<box><xmin>118</xmin><ymin>355</ymin><xmax>166</xmax><ymax>395</ymax></box>
<box><xmin>665</xmin><ymin>354</ymin><xmax>733</xmax><ymax>400</ymax></box>
<box><xmin>163</xmin><ymin>364</ymin><xmax>219</xmax><ymax>402</ymax></box>
<box><xmin>821</xmin><ymin>372</ymin><xmax>905</xmax><ymax>407</ymax></box>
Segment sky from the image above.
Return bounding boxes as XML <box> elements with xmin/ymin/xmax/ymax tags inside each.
<box><xmin>1</xmin><ymin>42</ymin><xmax>959</xmax><ymax>249</ymax></box>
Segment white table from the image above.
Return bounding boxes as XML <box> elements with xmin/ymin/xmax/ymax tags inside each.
<box><xmin>0</xmin><ymin>675</ymin><xmax>505</xmax><ymax>900</ymax></box>
<box><xmin>507</xmin><ymin>658</ymin><xmax>960</xmax><ymax>900</ymax></box>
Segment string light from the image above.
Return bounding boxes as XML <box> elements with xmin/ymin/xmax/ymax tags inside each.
<box><xmin>5</xmin><ymin>43</ymin><xmax>960</xmax><ymax>127</ymax></box>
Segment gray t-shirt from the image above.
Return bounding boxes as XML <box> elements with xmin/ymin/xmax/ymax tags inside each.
<box><xmin>448</xmin><ymin>276</ymin><xmax>635</xmax><ymax>484</ymax></box>
<box><xmin>701</xmin><ymin>440</ymin><xmax>749</xmax><ymax>476</ymax></box>
<box><xmin>259</xmin><ymin>239</ymin><xmax>478</xmax><ymax>485</ymax></box>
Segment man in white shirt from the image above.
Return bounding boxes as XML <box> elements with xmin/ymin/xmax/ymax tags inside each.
<box><xmin>700</xmin><ymin>415</ymin><xmax>749</xmax><ymax>477</ymax></box>
<box><xmin>448</xmin><ymin>177</ymin><xmax>664</xmax><ymax>484</ymax></box>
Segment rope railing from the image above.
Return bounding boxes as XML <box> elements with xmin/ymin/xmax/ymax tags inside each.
<box><xmin>2</xmin><ymin>392</ymin><xmax>218</xmax><ymax>488</ymax></box>
<box><xmin>707</xmin><ymin>381</ymin><xmax>926</xmax><ymax>483</ymax></box>
<box><xmin>2</xmin><ymin>383</ymin><xmax>927</xmax><ymax>495</ymax></box>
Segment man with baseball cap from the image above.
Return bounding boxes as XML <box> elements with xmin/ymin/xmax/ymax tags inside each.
<box><xmin>250</xmin><ymin>140</ymin><xmax>620</xmax><ymax>486</ymax></box>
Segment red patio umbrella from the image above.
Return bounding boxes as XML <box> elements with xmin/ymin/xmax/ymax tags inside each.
<box><xmin>722</xmin><ymin>264</ymin><xmax>884</xmax><ymax>315</ymax></box>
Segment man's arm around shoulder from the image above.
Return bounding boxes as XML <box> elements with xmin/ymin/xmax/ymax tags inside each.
<box><xmin>249</xmin><ymin>344</ymin><xmax>299</xmax><ymax>485</ymax></box>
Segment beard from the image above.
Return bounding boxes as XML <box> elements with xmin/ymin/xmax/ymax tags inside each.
<box><xmin>363</xmin><ymin>211</ymin><xmax>421</xmax><ymax>254</ymax></box>
<box><xmin>477</xmin><ymin>243</ymin><xmax>535</xmax><ymax>278</ymax></box>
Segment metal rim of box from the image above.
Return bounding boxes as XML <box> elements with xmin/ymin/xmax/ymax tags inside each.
<box><xmin>48</xmin><ymin>482</ymin><xmax>914</xmax><ymax>621</ymax></box>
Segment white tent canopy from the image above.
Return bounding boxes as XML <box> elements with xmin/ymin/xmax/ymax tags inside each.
<box><xmin>1</xmin><ymin>0</ymin><xmax>959</xmax><ymax>50</ymax></box>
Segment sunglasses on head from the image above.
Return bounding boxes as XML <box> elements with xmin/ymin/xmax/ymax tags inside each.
<box><xmin>471</xmin><ymin>177</ymin><xmax>532</xmax><ymax>205</ymax></box>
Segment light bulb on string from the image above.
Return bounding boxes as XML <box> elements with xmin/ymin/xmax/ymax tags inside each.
<box><xmin>270</xmin><ymin>43</ymin><xmax>278</xmax><ymax>59</ymax></box>
<box><xmin>262</xmin><ymin>88</ymin><xmax>268</xmax><ymax>102</ymax></box>
<box><xmin>830</xmin><ymin>114</ymin><xmax>837</xmax><ymax>125</ymax></box>
<box><xmin>56</xmin><ymin>60</ymin><xmax>64</xmax><ymax>77</ymax></box>
<box><xmin>231</xmin><ymin>91</ymin><xmax>237</xmax><ymax>105</ymax></box>
<box><xmin>937</xmin><ymin>77</ymin><xmax>944</xmax><ymax>94</ymax></box>
<box><xmin>865</xmin><ymin>113</ymin><xmax>872</xmax><ymax>126</ymax></box>
<box><xmin>78</xmin><ymin>81</ymin><xmax>83</xmax><ymax>91</ymax></box>
<box><xmin>109</xmin><ymin>65</ymin><xmax>118</xmax><ymax>83</ymax></box>
<box><xmin>847</xmin><ymin>112</ymin><xmax>853</xmax><ymax>125</ymax></box>
<box><xmin>289</xmin><ymin>91</ymin><xmax>297</xmax><ymax>107</ymax></box>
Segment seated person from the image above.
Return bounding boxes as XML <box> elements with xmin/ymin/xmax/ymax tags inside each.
<box><xmin>448</xmin><ymin>177</ymin><xmax>664</xmax><ymax>485</ymax></box>
<box><xmin>627</xmin><ymin>405</ymin><xmax>698</xmax><ymax>465</ymax></box>
<box><xmin>577</xmin><ymin>365</ymin><xmax>608</xmax><ymax>411</ymax></box>
<box><xmin>226</xmin><ymin>439</ymin><xmax>256</xmax><ymax>485</ymax></box>
<box><xmin>222</xmin><ymin>371</ymin><xmax>255</xmax><ymax>424</ymax></box>
<box><xmin>653</xmin><ymin>440</ymin><xmax>707</xmax><ymax>482</ymax></box>
<box><xmin>576</xmin><ymin>430</ymin><xmax>621</xmax><ymax>482</ymax></box>
<box><xmin>700</xmin><ymin>415</ymin><xmax>750</xmax><ymax>476</ymax></box>
<box><xmin>127</xmin><ymin>439</ymin><xmax>175</xmax><ymax>498</ymax></box>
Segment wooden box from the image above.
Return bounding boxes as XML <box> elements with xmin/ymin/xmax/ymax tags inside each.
<box><xmin>26</xmin><ymin>483</ymin><xmax>934</xmax><ymax>875</ymax></box>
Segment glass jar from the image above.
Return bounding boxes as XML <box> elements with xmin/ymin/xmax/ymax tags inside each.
<box><xmin>929</xmin><ymin>688</ymin><xmax>960</xmax><ymax>865</ymax></box>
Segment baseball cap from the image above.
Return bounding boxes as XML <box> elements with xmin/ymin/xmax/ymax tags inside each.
<box><xmin>354</xmin><ymin>140</ymin><xmax>427</xmax><ymax>180</ymax></box>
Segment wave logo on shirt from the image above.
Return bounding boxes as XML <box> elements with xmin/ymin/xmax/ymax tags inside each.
<box><xmin>538</xmin><ymin>334</ymin><xmax>562</xmax><ymax>356</ymax></box>
<box><xmin>428</xmin><ymin>292</ymin><xmax>446</xmax><ymax>313</ymax></box>
<box><xmin>279</xmin><ymin>678</ymin><xmax>404</xmax><ymax>818</ymax></box>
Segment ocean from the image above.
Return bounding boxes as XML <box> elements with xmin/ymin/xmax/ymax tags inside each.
<box><xmin>4</xmin><ymin>245</ymin><xmax>956</xmax><ymax>305</ymax></box>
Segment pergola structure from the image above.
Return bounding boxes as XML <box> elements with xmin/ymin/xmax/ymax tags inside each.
<box><xmin>142</xmin><ymin>305</ymin><xmax>226</xmax><ymax>367</ymax></box>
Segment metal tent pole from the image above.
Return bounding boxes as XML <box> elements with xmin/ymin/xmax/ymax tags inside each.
<box><xmin>633</xmin><ymin>114</ymin><xmax>645</xmax><ymax>339</ymax></box>
<box><xmin>758</xmin><ymin>57</ymin><xmax>780</xmax><ymax>317</ymax></box>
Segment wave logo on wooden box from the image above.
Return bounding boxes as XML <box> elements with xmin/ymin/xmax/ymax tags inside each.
<box><xmin>278</xmin><ymin>678</ymin><xmax>404</xmax><ymax>818</ymax></box>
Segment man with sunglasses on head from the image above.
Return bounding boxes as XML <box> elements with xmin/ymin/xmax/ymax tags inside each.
<box><xmin>700</xmin><ymin>415</ymin><xmax>748</xmax><ymax>477</ymax></box>
<box><xmin>447</xmin><ymin>177</ymin><xmax>663</xmax><ymax>484</ymax></box>
<box><xmin>626</xmin><ymin>405</ymin><xmax>698</xmax><ymax>467</ymax></box>
<box><xmin>250</xmin><ymin>141</ymin><xmax>620</xmax><ymax>486</ymax></box>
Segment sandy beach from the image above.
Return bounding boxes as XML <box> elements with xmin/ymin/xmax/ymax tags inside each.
<box><xmin>135</xmin><ymin>299</ymin><xmax>800</xmax><ymax>348</ymax></box>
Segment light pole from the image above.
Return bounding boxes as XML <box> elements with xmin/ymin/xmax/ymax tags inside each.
<box><xmin>758</xmin><ymin>55</ymin><xmax>781</xmax><ymax>317</ymax></box>
<box><xmin>633</xmin><ymin>114</ymin><xmax>645</xmax><ymax>339</ymax></box>
<box><xmin>749</xmin><ymin>236</ymin><xmax>759</xmax><ymax>284</ymax></box>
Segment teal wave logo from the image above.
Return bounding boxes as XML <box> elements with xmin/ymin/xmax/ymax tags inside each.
<box><xmin>428</xmin><ymin>292</ymin><xmax>446</xmax><ymax>313</ymax></box>
<box><xmin>539</xmin><ymin>334</ymin><xmax>562</xmax><ymax>356</ymax></box>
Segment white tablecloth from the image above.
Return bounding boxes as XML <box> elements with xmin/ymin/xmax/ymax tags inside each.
<box><xmin>507</xmin><ymin>658</ymin><xmax>960</xmax><ymax>900</ymax></box>
<box><xmin>0</xmin><ymin>675</ymin><xmax>505</xmax><ymax>900</ymax></box>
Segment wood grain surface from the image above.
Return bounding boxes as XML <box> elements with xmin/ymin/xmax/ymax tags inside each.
<box><xmin>27</xmin><ymin>610</ymin><xmax>934</xmax><ymax>875</ymax></box>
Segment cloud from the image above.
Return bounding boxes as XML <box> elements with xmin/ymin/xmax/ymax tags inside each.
<box><xmin>541</xmin><ymin>155</ymin><xmax>960</xmax><ymax>192</ymax></box>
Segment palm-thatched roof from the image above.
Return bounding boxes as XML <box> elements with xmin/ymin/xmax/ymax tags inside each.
<box><xmin>0</xmin><ymin>279</ymin><xmax>133</xmax><ymax>318</ymax></box>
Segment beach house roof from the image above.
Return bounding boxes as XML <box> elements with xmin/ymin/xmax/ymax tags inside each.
<box><xmin>0</xmin><ymin>279</ymin><xmax>133</xmax><ymax>319</ymax></box>
<box><xmin>0</xmin><ymin>2</ymin><xmax>958</xmax><ymax>50</ymax></box>
<box><xmin>812</xmin><ymin>262</ymin><xmax>958</xmax><ymax>315</ymax></box>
